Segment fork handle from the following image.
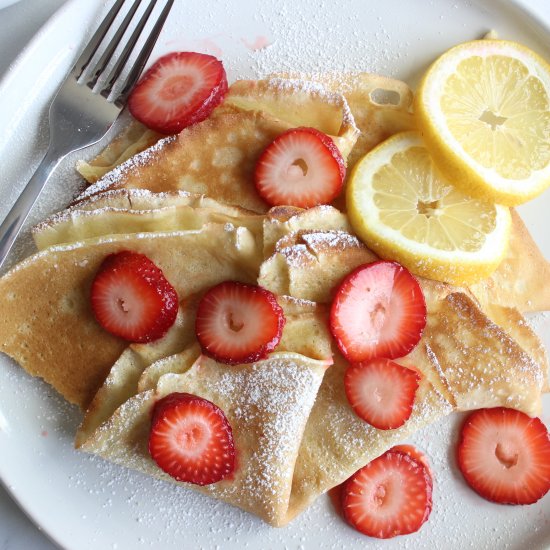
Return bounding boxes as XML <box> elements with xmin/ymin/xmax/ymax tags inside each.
<box><xmin>0</xmin><ymin>149</ymin><xmax>64</xmax><ymax>271</ymax></box>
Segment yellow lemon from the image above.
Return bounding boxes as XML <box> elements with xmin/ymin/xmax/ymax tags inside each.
<box><xmin>346</xmin><ymin>131</ymin><xmax>511</xmax><ymax>285</ymax></box>
<box><xmin>415</xmin><ymin>39</ymin><xmax>550</xmax><ymax>206</ymax></box>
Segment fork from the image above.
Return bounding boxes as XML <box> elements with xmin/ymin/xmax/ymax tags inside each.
<box><xmin>0</xmin><ymin>0</ymin><xmax>174</xmax><ymax>270</ymax></box>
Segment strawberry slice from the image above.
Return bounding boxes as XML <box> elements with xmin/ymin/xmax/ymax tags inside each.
<box><xmin>195</xmin><ymin>281</ymin><xmax>285</xmax><ymax>365</ymax></box>
<box><xmin>149</xmin><ymin>392</ymin><xmax>235</xmax><ymax>485</ymax></box>
<box><xmin>391</xmin><ymin>444</ymin><xmax>433</xmax><ymax>478</ymax></box>
<box><xmin>345</xmin><ymin>359</ymin><xmax>420</xmax><ymax>430</ymax></box>
<box><xmin>90</xmin><ymin>250</ymin><xmax>178</xmax><ymax>343</ymax></box>
<box><xmin>128</xmin><ymin>51</ymin><xmax>228</xmax><ymax>134</ymax></box>
<box><xmin>457</xmin><ymin>407</ymin><xmax>550</xmax><ymax>505</ymax></box>
<box><xmin>254</xmin><ymin>127</ymin><xmax>346</xmax><ymax>208</ymax></box>
<box><xmin>342</xmin><ymin>449</ymin><xmax>433</xmax><ymax>538</ymax></box>
<box><xmin>330</xmin><ymin>261</ymin><xmax>426</xmax><ymax>362</ymax></box>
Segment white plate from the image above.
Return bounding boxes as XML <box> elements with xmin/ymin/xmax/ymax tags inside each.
<box><xmin>0</xmin><ymin>0</ymin><xmax>23</xmax><ymax>9</ymax></box>
<box><xmin>0</xmin><ymin>1</ymin><xmax>549</xmax><ymax>549</ymax></box>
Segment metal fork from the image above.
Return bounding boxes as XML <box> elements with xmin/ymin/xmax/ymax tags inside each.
<box><xmin>0</xmin><ymin>0</ymin><xmax>174</xmax><ymax>270</ymax></box>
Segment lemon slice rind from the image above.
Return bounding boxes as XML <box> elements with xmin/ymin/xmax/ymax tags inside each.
<box><xmin>415</xmin><ymin>40</ymin><xmax>550</xmax><ymax>206</ymax></box>
<box><xmin>347</xmin><ymin>131</ymin><xmax>512</xmax><ymax>285</ymax></box>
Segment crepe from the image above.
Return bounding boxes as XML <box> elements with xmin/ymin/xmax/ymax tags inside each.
<box><xmin>33</xmin><ymin>190</ymin><xmax>264</xmax><ymax>251</ymax></box>
<box><xmin>471</xmin><ymin>208</ymin><xmax>550</xmax><ymax>313</ymax></box>
<box><xmin>258</xmin><ymin>229</ymin><xmax>544</xmax><ymax>415</ymax></box>
<box><xmin>74</xmin><ymin>79</ymin><xmax>359</xmax><ymax>211</ymax></box>
<box><xmin>0</xmin><ymin>224</ymin><xmax>262</xmax><ymax>408</ymax></box>
<box><xmin>78</xmin><ymin>352</ymin><xmax>329</xmax><ymax>526</ymax></box>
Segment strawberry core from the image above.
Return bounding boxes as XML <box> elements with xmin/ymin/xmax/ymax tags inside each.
<box><xmin>373</xmin><ymin>484</ymin><xmax>387</xmax><ymax>507</ymax></box>
<box><xmin>226</xmin><ymin>312</ymin><xmax>244</xmax><ymax>332</ymax></box>
<box><xmin>288</xmin><ymin>158</ymin><xmax>309</xmax><ymax>178</ymax></box>
<box><xmin>160</xmin><ymin>75</ymin><xmax>194</xmax><ymax>100</ymax></box>
<box><xmin>495</xmin><ymin>442</ymin><xmax>519</xmax><ymax>469</ymax></box>
<box><xmin>370</xmin><ymin>302</ymin><xmax>386</xmax><ymax>324</ymax></box>
<box><xmin>177</xmin><ymin>422</ymin><xmax>205</xmax><ymax>450</ymax></box>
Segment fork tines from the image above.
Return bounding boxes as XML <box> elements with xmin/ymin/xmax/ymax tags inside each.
<box><xmin>73</xmin><ymin>0</ymin><xmax>174</xmax><ymax>106</ymax></box>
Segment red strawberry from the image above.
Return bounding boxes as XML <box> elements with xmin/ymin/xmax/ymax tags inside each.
<box><xmin>457</xmin><ymin>407</ymin><xmax>550</xmax><ymax>505</ymax></box>
<box><xmin>195</xmin><ymin>281</ymin><xmax>285</xmax><ymax>365</ymax></box>
<box><xmin>128</xmin><ymin>52</ymin><xmax>228</xmax><ymax>134</ymax></box>
<box><xmin>330</xmin><ymin>261</ymin><xmax>426</xmax><ymax>362</ymax></box>
<box><xmin>391</xmin><ymin>444</ymin><xmax>433</xmax><ymax>478</ymax></box>
<box><xmin>342</xmin><ymin>449</ymin><xmax>433</xmax><ymax>538</ymax></box>
<box><xmin>344</xmin><ymin>359</ymin><xmax>420</xmax><ymax>430</ymax></box>
<box><xmin>148</xmin><ymin>392</ymin><xmax>235</xmax><ymax>486</ymax></box>
<box><xmin>254</xmin><ymin>127</ymin><xmax>346</xmax><ymax>208</ymax></box>
<box><xmin>90</xmin><ymin>250</ymin><xmax>178</xmax><ymax>343</ymax></box>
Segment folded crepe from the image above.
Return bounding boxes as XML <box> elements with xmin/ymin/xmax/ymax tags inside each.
<box><xmin>75</xmin><ymin>296</ymin><xmax>334</xmax><ymax>525</ymax></box>
<box><xmin>79</xmin><ymin>351</ymin><xmax>329</xmax><ymax>527</ymax></box>
<box><xmin>72</xmin><ymin>69</ymin><xmax>550</xmax><ymax>314</ymax></box>
<box><xmin>258</xmin><ymin>229</ymin><xmax>544</xmax><ymax>414</ymax></box>
<box><xmin>32</xmin><ymin>190</ymin><xmax>264</xmax><ymax>251</ymax></box>
<box><xmin>269</xmin><ymin>71</ymin><xmax>416</xmax><ymax>170</ymax></box>
<box><xmin>74</xmin><ymin>78</ymin><xmax>359</xmax><ymax>211</ymax></box>
<box><xmin>0</xmin><ymin>223</ymin><xmax>262</xmax><ymax>408</ymax></box>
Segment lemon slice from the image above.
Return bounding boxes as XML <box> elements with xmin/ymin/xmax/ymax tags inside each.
<box><xmin>415</xmin><ymin>39</ymin><xmax>550</xmax><ymax>206</ymax></box>
<box><xmin>346</xmin><ymin>131</ymin><xmax>511</xmax><ymax>285</ymax></box>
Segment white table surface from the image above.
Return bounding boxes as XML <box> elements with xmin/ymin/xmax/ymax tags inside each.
<box><xmin>1</xmin><ymin>0</ymin><xmax>550</xmax><ymax>549</ymax></box>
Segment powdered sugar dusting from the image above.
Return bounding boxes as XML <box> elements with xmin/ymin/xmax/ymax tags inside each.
<box><xmin>207</xmin><ymin>355</ymin><xmax>324</xmax><ymax>523</ymax></box>
<box><xmin>75</xmin><ymin>136</ymin><xmax>176</xmax><ymax>202</ymax></box>
<box><xmin>264</xmin><ymin>77</ymin><xmax>356</xmax><ymax>127</ymax></box>
<box><xmin>279</xmin><ymin>231</ymin><xmax>364</xmax><ymax>268</ymax></box>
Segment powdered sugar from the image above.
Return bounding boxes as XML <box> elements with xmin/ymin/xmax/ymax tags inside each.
<box><xmin>75</xmin><ymin>135</ymin><xmax>176</xmax><ymax>202</ymax></box>
<box><xmin>264</xmin><ymin>77</ymin><xmax>356</xmax><ymax>127</ymax></box>
<box><xmin>211</xmin><ymin>355</ymin><xmax>324</xmax><ymax>522</ymax></box>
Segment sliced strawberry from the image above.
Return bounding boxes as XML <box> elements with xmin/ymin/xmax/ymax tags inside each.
<box><xmin>330</xmin><ymin>261</ymin><xmax>426</xmax><ymax>362</ymax></box>
<box><xmin>345</xmin><ymin>359</ymin><xmax>420</xmax><ymax>430</ymax></box>
<box><xmin>90</xmin><ymin>250</ymin><xmax>178</xmax><ymax>343</ymax></box>
<box><xmin>457</xmin><ymin>407</ymin><xmax>550</xmax><ymax>505</ymax></box>
<box><xmin>195</xmin><ymin>281</ymin><xmax>285</xmax><ymax>365</ymax></box>
<box><xmin>128</xmin><ymin>51</ymin><xmax>228</xmax><ymax>134</ymax></box>
<box><xmin>254</xmin><ymin>127</ymin><xmax>346</xmax><ymax>208</ymax></box>
<box><xmin>342</xmin><ymin>449</ymin><xmax>433</xmax><ymax>538</ymax></box>
<box><xmin>149</xmin><ymin>392</ymin><xmax>235</xmax><ymax>486</ymax></box>
<box><xmin>391</xmin><ymin>444</ymin><xmax>433</xmax><ymax>478</ymax></box>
